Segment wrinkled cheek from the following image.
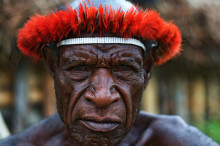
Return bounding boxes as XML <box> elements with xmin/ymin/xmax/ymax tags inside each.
<box><xmin>71</xmin><ymin>96</ymin><xmax>87</xmax><ymax>122</ymax></box>
<box><xmin>128</xmin><ymin>80</ymin><xmax>145</xmax><ymax>129</ymax></box>
<box><xmin>55</xmin><ymin>73</ymin><xmax>74</xmax><ymax>126</ymax></box>
<box><xmin>133</xmin><ymin>82</ymin><xmax>144</xmax><ymax>107</ymax></box>
<box><xmin>132</xmin><ymin>88</ymin><xmax>143</xmax><ymax>114</ymax></box>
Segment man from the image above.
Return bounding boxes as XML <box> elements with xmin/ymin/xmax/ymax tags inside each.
<box><xmin>0</xmin><ymin>0</ymin><xmax>219</xmax><ymax>145</ymax></box>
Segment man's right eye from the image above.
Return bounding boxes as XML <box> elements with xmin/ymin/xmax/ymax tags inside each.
<box><xmin>65</xmin><ymin>65</ymin><xmax>91</xmax><ymax>72</ymax></box>
<box><xmin>119</xmin><ymin>65</ymin><xmax>132</xmax><ymax>71</ymax></box>
<box><xmin>64</xmin><ymin>65</ymin><xmax>92</xmax><ymax>81</ymax></box>
<box><xmin>70</xmin><ymin>65</ymin><xmax>88</xmax><ymax>71</ymax></box>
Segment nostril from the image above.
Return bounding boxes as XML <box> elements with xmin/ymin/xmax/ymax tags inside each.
<box><xmin>110</xmin><ymin>86</ymin><xmax>117</xmax><ymax>93</ymax></box>
<box><xmin>86</xmin><ymin>98</ymin><xmax>93</xmax><ymax>102</ymax></box>
<box><xmin>111</xmin><ymin>87</ymin><xmax>120</xmax><ymax>103</ymax></box>
<box><xmin>84</xmin><ymin>87</ymin><xmax>95</xmax><ymax>102</ymax></box>
<box><xmin>113</xmin><ymin>99</ymin><xmax>119</xmax><ymax>103</ymax></box>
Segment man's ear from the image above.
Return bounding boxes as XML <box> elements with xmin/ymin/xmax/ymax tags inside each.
<box><xmin>143</xmin><ymin>54</ymin><xmax>154</xmax><ymax>88</ymax></box>
<box><xmin>41</xmin><ymin>45</ymin><xmax>59</xmax><ymax>79</ymax></box>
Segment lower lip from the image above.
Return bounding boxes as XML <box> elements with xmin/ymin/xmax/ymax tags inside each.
<box><xmin>80</xmin><ymin>120</ymin><xmax>119</xmax><ymax>132</ymax></box>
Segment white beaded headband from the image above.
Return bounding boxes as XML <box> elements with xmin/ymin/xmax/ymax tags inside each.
<box><xmin>57</xmin><ymin>37</ymin><xmax>146</xmax><ymax>51</ymax></box>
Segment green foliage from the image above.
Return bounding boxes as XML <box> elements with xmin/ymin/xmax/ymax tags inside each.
<box><xmin>196</xmin><ymin>119</ymin><xmax>220</xmax><ymax>144</ymax></box>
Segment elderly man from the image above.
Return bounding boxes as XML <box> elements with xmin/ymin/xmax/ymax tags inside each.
<box><xmin>0</xmin><ymin>0</ymin><xmax>219</xmax><ymax>145</ymax></box>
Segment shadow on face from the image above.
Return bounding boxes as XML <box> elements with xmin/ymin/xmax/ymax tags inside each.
<box><xmin>42</xmin><ymin>34</ymin><xmax>154</xmax><ymax>146</ymax></box>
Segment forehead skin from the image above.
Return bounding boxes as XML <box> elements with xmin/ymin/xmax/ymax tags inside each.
<box><xmin>59</xmin><ymin>44</ymin><xmax>144</xmax><ymax>69</ymax></box>
<box><xmin>59</xmin><ymin>33</ymin><xmax>144</xmax><ymax>67</ymax></box>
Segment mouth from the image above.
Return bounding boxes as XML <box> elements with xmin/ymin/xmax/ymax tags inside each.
<box><xmin>80</xmin><ymin>118</ymin><xmax>120</xmax><ymax>132</ymax></box>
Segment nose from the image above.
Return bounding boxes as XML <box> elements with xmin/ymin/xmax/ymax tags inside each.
<box><xmin>84</xmin><ymin>69</ymin><xmax>120</xmax><ymax>108</ymax></box>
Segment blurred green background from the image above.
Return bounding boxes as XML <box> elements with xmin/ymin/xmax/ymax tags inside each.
<box><xmin>0</xmin><ymin>0</ymin><xmax>219</xmax><ymax>143</ymax></box>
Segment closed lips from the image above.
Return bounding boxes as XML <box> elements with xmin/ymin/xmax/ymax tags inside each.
<box><xmin>80</xmin><ymin>118</ymin><xmax>120</xmax><ymax>132</ymax></box>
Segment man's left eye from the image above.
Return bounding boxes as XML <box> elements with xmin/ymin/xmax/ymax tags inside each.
<box><xmin>72</xmin><ymin>65</ymin><xmax>87</xmax><ymax>71</ymax></box>
<box><xmin>120</xmin><ymin>65</ymin><xmax>132</xmax><ymax>71</ymax></box>
<box><xmin>67</xmin><ymin>65</ymin><xmax>90</xmax><ymax>72</ymax></box>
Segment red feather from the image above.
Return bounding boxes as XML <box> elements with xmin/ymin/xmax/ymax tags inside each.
<box><xmin>17</xmin><ymin>3</ymin><xmax>182</xmax><ymax>64</ymax></box>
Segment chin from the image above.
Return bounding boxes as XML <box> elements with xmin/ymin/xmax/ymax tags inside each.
<box><xmin>68</xmin><ymin>121</ymin><xmax>127</xmax><ymax>146</ymax></box>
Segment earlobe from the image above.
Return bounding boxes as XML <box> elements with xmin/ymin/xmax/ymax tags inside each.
<box><xmin>41</xmin><ymin>46</ymin><xmax>58</xmax><ymax>79</ymax></box>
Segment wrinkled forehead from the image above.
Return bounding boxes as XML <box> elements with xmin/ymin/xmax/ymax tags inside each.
<box><xmin>70</xmin><ymin>0</ymin><xmax>135</xmax><ymax>11</ymax></box>
<box><xmin>59</xmin><ymin>44</ymin><xmax>144</xmax><ymax>69</ymax></box>
<box><xmin>60</xmin><ymin>43</ymin><xmax>144</xmax><ymax>60</ymax></box>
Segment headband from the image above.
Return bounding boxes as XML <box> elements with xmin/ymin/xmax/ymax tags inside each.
<box><xmin>57</xmin><ymin>37</ymin><xmax>146</xmax><ymax>51</ymax></box>
<box><xmin>17</xmin><ymin>3</ymin><xmax>182</xmax><ymax>65</ymax></box>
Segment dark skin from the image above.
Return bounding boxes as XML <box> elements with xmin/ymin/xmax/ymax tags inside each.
<box><xmin>0</xmin><ymin>34</ymin><xmax>219</xmax><ymax>145</ymax></box>
<box><xmin>47</xmin><ymin>41</ymin><xmax>149</xmax><ymax>145</ymax></box>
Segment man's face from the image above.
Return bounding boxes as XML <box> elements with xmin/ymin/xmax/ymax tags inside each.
<box><xmin>53</xmin><ymin>42</ymin><xmax>147</xmax><ymax>145</ymax></box>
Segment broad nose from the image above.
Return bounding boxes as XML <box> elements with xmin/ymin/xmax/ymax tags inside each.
<box><xmin>84</xmin><ymin>69</ymin><xmax>120</xmax><ymax>108</ymax></box>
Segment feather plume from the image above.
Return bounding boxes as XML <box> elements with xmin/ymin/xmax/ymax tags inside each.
<box><xmin>17</xmin><ymin>3</ymin><xmax>182</xmax><ymax>65</ymax></box>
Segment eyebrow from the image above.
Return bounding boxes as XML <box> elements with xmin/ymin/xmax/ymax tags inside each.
<box><xmin>61</xmin><ymin>49</ymin><xmax>98</xmax><ymax>65</ymax></box>
<box><xmin>115</xmin><ymin>57</ymin><xmax>143</xmax><ymax>70</ymax></box>
<box><xmin>63</xmin><ymin>46</ymin><xmax>97</xmax><ymax>56</ymax></box>
<box><xmin>110</xmin><ymin>49</ymin><xmax>143</xmax><ymax>65</ymax></box>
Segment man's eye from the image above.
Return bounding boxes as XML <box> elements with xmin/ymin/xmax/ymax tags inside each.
<box><xmin>113</xmin><ymin>65</ymin><xmax>134</xmax><ymax>72</ymax></box>
<box><xmin>64</xmin><ymin>65</ymin><xmax>91</xmax><ymax>81</ymax></box>
<box><xmin>120</xmin><ymin>65</ymin><xmax>132</xmax><ymax>71</ymax></box>
<box><xmin>68</xmin><ymin>65</ymin><xmax>89</xmax><ymax>71</ymax></box>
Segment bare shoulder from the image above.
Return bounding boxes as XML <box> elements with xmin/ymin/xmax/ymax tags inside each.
<box><xmin>0</xmin><ymin>113</ymin><xmax>68</xmax><ymax>146</ymax></box>
<box><xmin>120</xmin><ymin>111</ymin><xmax>219</xmax><ymax>146</ymax></box>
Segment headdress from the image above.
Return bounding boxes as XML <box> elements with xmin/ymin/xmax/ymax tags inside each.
<box><xmin>17</xmin><ymin>0</ymin><xmax>182</xmax><ymax>65</ymax></box>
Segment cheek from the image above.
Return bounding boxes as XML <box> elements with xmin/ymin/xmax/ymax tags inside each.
<box><xmin>122</xmin><ymin>74</ymin><xmax>145</xmax><ymax>129</ymax></box>
<box><xmin>131</xmin><ymin>75</ymin><xmax>145</xmax><ymax>110</ymax></box>
<box><xmin>55</xmin><ymin>71</ymin><xmax>86</xmax><ymax>125</ymax></box>
<box><xmin>54</xmin><ymin>73</ymin><xmax>73</xmax><ymax>123</ymax></box>
<box><xmin>131</xmin><ymin>77</ymin><xmax>145</xmax><ymax>107</ymax></box>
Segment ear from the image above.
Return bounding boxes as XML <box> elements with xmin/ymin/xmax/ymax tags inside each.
<box><xmin>143</xmin><ymin>53</ymin><xmax>154</xmax><ymax>88</ymax></box>
<box><xmin>41</xmin><ymin>45</ymin><xmax>59</xmax><ymax>79</ymax></box>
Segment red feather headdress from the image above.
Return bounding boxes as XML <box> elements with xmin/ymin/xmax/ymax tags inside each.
<box><xmin>17</xmin><ymin>3</ymin><xmax>182</xmax><ymax>65</ymax></box>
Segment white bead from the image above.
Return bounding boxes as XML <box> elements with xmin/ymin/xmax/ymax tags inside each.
<box><xmin>58</xmin><ymin>37</ymin><xmax>146</xmax><ymax>51</ymax></box>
